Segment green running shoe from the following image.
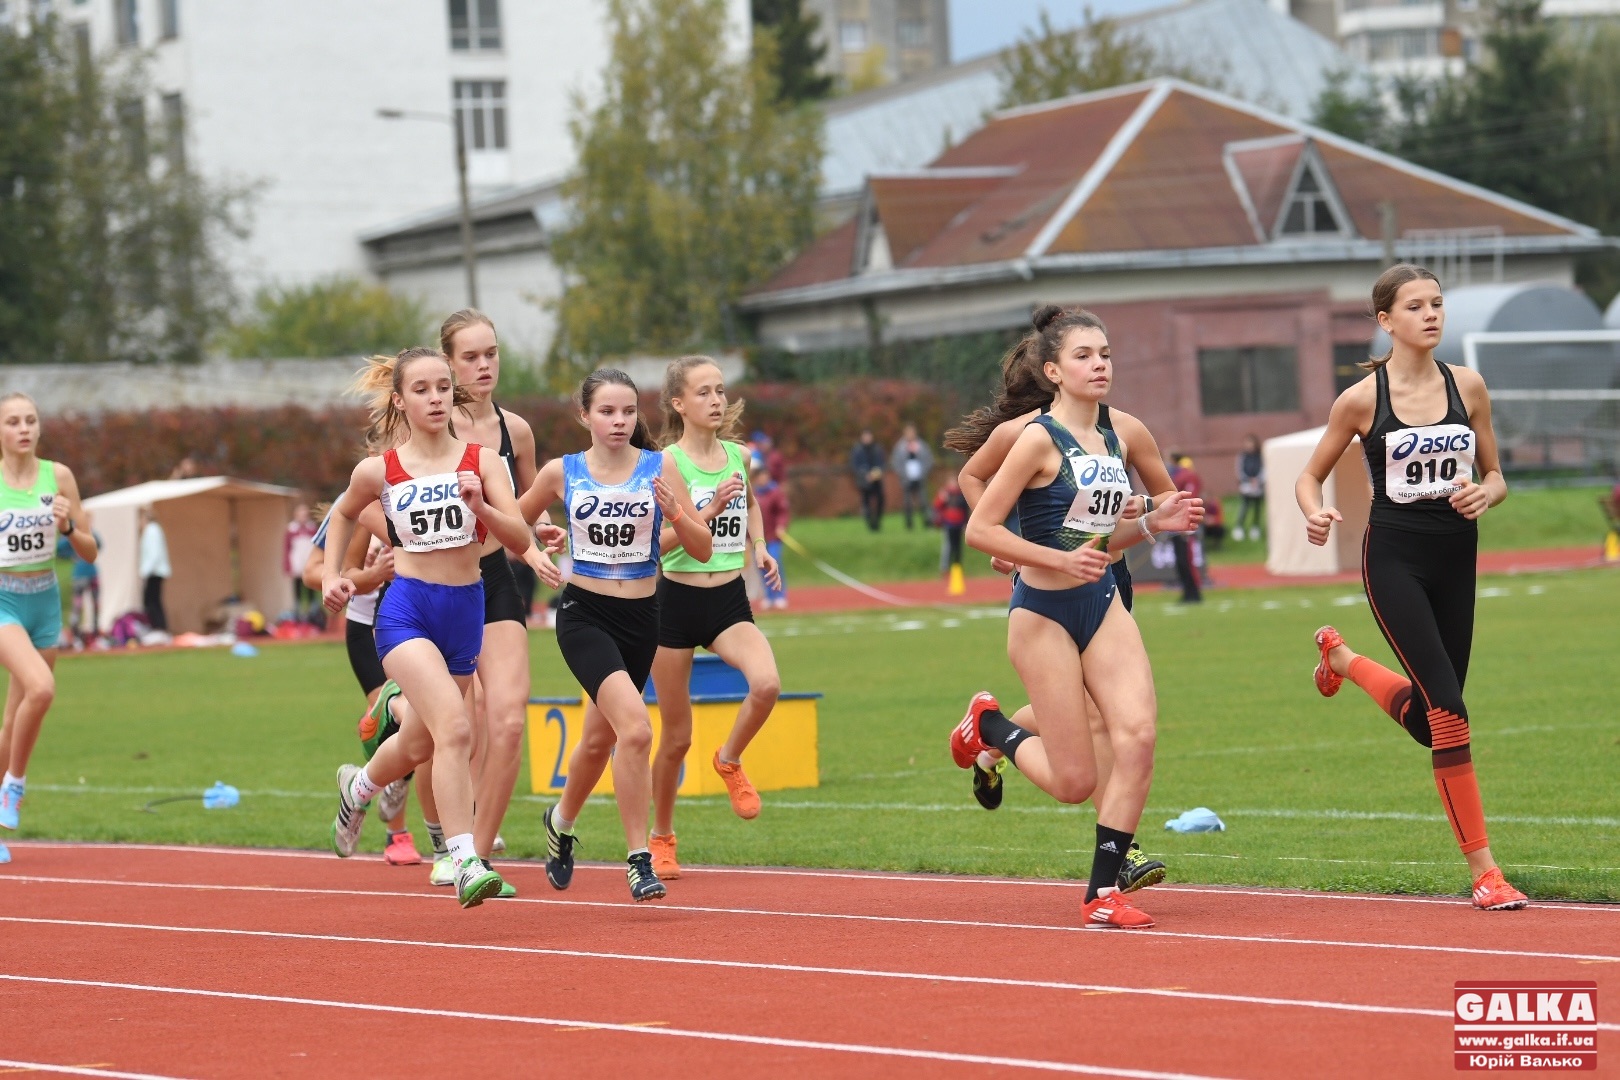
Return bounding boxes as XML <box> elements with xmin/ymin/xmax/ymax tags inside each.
<box><xmin>1117</xmin><ymin>842</ymin><xmax>1167</xmax><ymax>894</ymax></box>
<box><xmin>971</xmin><ymin>757</ymin><xmax>1005</xmax><ymax>810</ymax></box>
<box><xmin>482</xmin><ymin>859</ymin><xmax>517</xmax><ymax>898</ymax></box>
<box><xmin>455</xmin><ymin>857</ymin><xmax>503</xmax><ymax>908</ymax></box>
<box><xmin>358</xmin><ymin>681</ymin><xmax>404</xmax><ymax>760</ymax></box>
<box><xmin>428</xmin><ymin>854</ymin><xmax>457</xmax><ymax>886</ymax></box>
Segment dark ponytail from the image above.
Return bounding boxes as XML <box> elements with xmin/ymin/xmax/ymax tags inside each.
<box><xmin>579</xmin><ymin>367</ymin><xmax>652</xmax><ymax>450</ymax></box>
<box><xmin>943</xmin><ymin>304</ymin><xmax>1109</xmax><ymax>455</ymax></box>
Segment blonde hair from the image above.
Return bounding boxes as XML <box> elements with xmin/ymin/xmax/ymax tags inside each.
<box><xmin>659</xmin><ymin>355</ymin><xmax>745</xmax><ymax>447</ymax></box>
<box><xmin>1363</xmin><ymin>264</ymin><xmax>1442</xmax><ymax>371</ymax></box>
<box><xmin>353</xmin><ymin>347</ymin><xmax>472</xmax><ymax>450</ymax></box>
<box><xmin>439</xmin><ymin>308</ymin><xmax>497</xmax><ymax>359</ymax></box>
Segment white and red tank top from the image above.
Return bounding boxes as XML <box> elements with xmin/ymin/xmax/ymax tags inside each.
<box><xmin>379</xmin><ymin>444</ymin><xmax>488</xmax><ymax>553</ymax></box>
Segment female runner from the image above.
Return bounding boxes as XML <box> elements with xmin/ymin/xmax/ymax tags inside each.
<box><xmin>518</xmin><ymin>368</ymin><xmax>711</xmax><ymax>901</ymax></box>
<box><xmin>441</xmin><ymin>309</ymin><xmax>540</xmax><ymax>885</ymax></box>
<box><xmin>0</xmin><ymin>393</ymin><xmax>97</xmax><ymax>858</ymax></box>
<box><xmin>949</xmin><ymin>306</ymin><xmax>1196</xmax><ymax>928</ymax></box>
<box><xmin>945</xmin><ymin>324</ymin><xmax>1199</xmax><ymax>895</ymax></box>
<box><xmin>646</xmin><ymin>356</ymin><xmax>783</xmax><ymax>878</ymax></box>
<box><xmin>1298</xmin><ymin>264</ymin><xmax>1527</xmax><ymax>910</ymax></box>
<box><xmin>323</xmin><ymin>347</ymin><xmax>556</xmax><ymax>908</ymax></box>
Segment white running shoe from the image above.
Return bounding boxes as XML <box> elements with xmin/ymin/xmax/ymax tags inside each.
<box><xmin>330</xmin><ymin>764</ymin><xmax>369</xmax><ymax>858</ymax></box>
<box><xmin>492</xmin><ymin>833</ymin><xmax>506</xmax><ymax>853</ymax></box>
<box><xmin>377</xmin><ymin>777</ymin><xmax>409</xmax><ymax>823</ymax></box>
<box><xmin>429</xmin><ymin>854</ymin><xmax>457</xmax><ymax>886</ymax></box>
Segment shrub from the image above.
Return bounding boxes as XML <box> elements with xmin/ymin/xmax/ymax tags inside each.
<box><xmin>223</xmin><ymin>277</ymin><xmax>431</xmax><ymax>359</ymax></box>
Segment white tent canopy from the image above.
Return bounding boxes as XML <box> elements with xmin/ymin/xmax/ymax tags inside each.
<box><xmin>82</xmin><ymin>477</ymin><xmax>301</xmax><ymax>634</ymax></box>
<box><xmin>1264</xmin><ymin>427</ymin><xmax>1371</xmax><ymax>576</ymax></box>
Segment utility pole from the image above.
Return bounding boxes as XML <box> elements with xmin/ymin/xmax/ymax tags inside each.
<box><xmin>378</xmin><ymin>107</ymin><xmax>479</xmax><ymax>308</ymax></box>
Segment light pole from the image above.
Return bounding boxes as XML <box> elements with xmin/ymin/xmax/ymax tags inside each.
<box><xmin>376</xmin><ymin>107</ymin><xmax>478</xmax><ymax>309</ymax></box>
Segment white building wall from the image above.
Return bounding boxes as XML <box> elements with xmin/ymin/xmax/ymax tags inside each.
<box><xmin>383</xmin><ymin>251</ymin><xmax>564</xmax><ymax>364</ymax></box>
<box><xmin>66</xmin><ymin>0</ymin><xmax>750</xmax><ymax>291</ymax></box>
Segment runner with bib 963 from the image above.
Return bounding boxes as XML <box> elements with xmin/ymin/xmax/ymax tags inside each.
<box><xmin>0</xmin><ymin>393</ymin><xmax>97</xmax><ymax>861</ymax></box>
<box><xmin>322</xmin><ymin>347</ymin><xmax>559</xmax><ymax>909</ymax></box>
<box><xmin>951</xmin><ymin>306</ymin><xmax>1198</xmax><ymax>930</ymax></box>
<box><xmin>1297</xmin><ymin>264</ymin><xmax>1527</xmax><ymax>911</ymax></box>
<box><xmin>520</xmin><ymin>368</ymin><xmax>712</xmax><ymax>902</ymax></box>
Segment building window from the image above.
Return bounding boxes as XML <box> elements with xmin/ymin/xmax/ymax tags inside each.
<box><xmin>116</xmin><ymin>96</ymin><xmax>147</xmax><ymax>170</ymax></box>
<box><xmin>1333</xmin><ymin>342</ymin><xmax>1371</xmax><ymax>396</ymax></box>
<box><xmin>161</xmin><ymin>92</ymin><xmax>184</xmax><ymax>171</ymax></box>
<box><xmin>113</xmin><ymin>0</ymin><xmax>136</xmax><ymax>45</ymax></box>
<box><xmin>1198</xmin><ymin>346</ymin><xmax>1300</xmax><ymax>415</ymax></box>
<box><xmin>839</xmin><ymin>19</ymin><xmax>868</xmax><ymax>51</ymax></box>
<box><xmin>897</xmin><ymin>19</ymin><xmax>927</xmax><ymax>47</ymax></box>
<box><xmin>160</xmin><ymin>0</ymin><xmax>177</xmax><ymax>39</ymax></box>
<box><xmin>449</xmin><ymin>0</ymin><xmax>501</xmax><ymax>50</ymax></box>
<box><xmin>453</xmin><ymin>80</ymin><xmax>507</xmax><ymax>151</ymax></box>
<box><xmin>1278</xmin><ymin>163</ymin><xmax>1345</xmax><ymax>237</ymax></box>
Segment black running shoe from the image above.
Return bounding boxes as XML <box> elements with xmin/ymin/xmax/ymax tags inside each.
<box><xmin>544</xmin><ymin>806</ymin><xmax>576</xmax><ymax>891</ymax></box>
<box><xmin>627</xmin><ymin>850</ymin><xmax>666</xmax><ymax>902</ymax></box>
<box><xmin>1117</xmin><ymin>842</ymin><xmax>1167</xmax><ymax>894</ymax></box>
<box><xmin>971</xmin><ymin>758</ymin><xmax>1005</xmax><ymax>810</ymax></box>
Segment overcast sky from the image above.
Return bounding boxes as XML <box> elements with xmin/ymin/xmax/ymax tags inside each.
<box><xmin>947</xmin><ymin>0</ymin><xmax>1172</xmax><ymax>62</ymax></box>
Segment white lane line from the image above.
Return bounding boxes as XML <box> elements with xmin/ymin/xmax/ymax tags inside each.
<box><xmin>0</xmin><ymin>915</ymin><xmax>1458</xmax><ymax>1022</ymax></box>
<box><xmin>3</xmin><ymin>875</ymin><xmax>1614</xmax><ymax>963</ymax></box>
<box><xmin>0</xmin><ymin>973</ymin><xmax>1240</xmax><ymax>1080</ymax></box>
<box><xmin>0</xmin><ymin>1062</ymin><xmax>191</xmax><ymax>1080</ymax></box>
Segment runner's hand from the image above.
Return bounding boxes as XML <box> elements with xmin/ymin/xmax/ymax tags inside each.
<box><xmin>536</xmin><ymin>522</ymin><xmax>567</xmax><ymax>554</ymax></box>
<box><xmin>50</xmin><ymin>494</ymin><xmax>71</xmax><ymax>533</ymax></box>
<box><xmin>1119</xmin><ymin>496</ymin><xmax>1145</xmax><ymax>523</ymax></box>
<box><xmin>990</xmin><ymin>557</ymin><xmax>1019</xmax><ymax>576</ymax></box>
<box><xmin>653</xmin><ymin>476</ymin><xmax>680</xmax><ymax>518</ymax></box>
<box><xmin>1305</xmin><ymin>507</ymin><xmax>1341</xmax><ymax>547</ymax></box>
<box><xmin>758</xmin><ymin>546</ymin><xmax>782</xmax><ymax>590</ymax></box>
<box><xmin>525</xmin><ymin>546</ymin><xmax>563</xmax><ymax>589</ymax></box>
<box><xmin>1449</xmin><ymin>481</ymin><xmax>1491</xmax><ymax>520</ymax></box>
<box><xmin>1148</xmin><ymin>491</ymin><xmax>1205</xmax><ymax>535</ymax></box>
<box><xmin>711</xmin><ymin>473</ymin><xmax>745</xmax><ymax>518</ymax></box>
<box><xmin>1056</xmin><ymin>537</ymin><xmax>1109</xmax><ymax>583</ymax></box>
<box><xmin>457</xmin><ymin>470</ymin><xmax>485</xmax><ymax>516</ymax></box>
<box><xmin>322</xmin><ymin>574</ymin><xmax>356</xmax><ymax>613</ymax></box>
<box><xmin>371</xmin><ymin>547</ymin><xmax>395</xmax><ymax>582</ymax></box>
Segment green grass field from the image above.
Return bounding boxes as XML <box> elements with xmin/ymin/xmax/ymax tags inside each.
<box><xmin>16</xmin><ymin>564</ymin><xmax>1618</xmax><ymax>902</ymax></box>
<box><xmin>780</xmin><ymin>483</ymin><xmax>1615</xmax><ymax>582</ymax></box>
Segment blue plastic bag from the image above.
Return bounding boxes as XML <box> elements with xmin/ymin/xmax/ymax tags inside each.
<box><xmin>231</xmin><ymin>642</ymin><xmax>259</xmax><ymax>658</ymax></box>
<box><xmin>1164</xmin><ymin>807</ymin><xmax>1225</xmax><ymax>832</ymax></box>
<box><xmin>203</xmin><ymin>782</ymin><xmax>240</xmax><ymax>809</ymax></box>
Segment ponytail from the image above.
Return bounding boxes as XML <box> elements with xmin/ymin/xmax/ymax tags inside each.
<box><xmin>354</xmin><ymin>346</ymin><xmax>472</xmax><ymax>451</ymax></box>
<box><xmin>579</xmin><ymin>367</ymin><xmax>653</xmax><ymax>450</ymax></box>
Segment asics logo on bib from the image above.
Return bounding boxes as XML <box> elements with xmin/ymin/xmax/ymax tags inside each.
<box><xmin>1392</xmin><ymin>431</ymin><xmax>1472</xmax><ymax>461</ymax></box>
<box><xmin>694</xmin><ymin>490</ymin><xmax>746</xmax><ymax>513</ymax></box>
<box><xmin>572</xmin><ymin>494</ymin><xmax>652</xmax><ymax>520</ymax></box>
<box><xmin>392</xmin><ymin>481</ymin><xmax>461</xmax><ymax>512</ymax></box>
<box><xmin>0</xmin><ymin>511</ymin><xmax>54</xmax><ymax>531</ymax></box>
<box><xmin>1076</xmin><ymin>455</ymin><xmax>1129</xmax><ymax>488</ymax></box>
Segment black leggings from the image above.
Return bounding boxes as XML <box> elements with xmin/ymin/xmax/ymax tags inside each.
<box><xmin>1361</xmin><ymin>525</ymin><xmax>1476</xmax><ymax>751</ymax></box>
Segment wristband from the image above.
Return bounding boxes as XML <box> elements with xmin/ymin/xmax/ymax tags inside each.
<box><xmin>1139</xmin><ymin>516</ymin><xmax>1157</xmax><ymax>544</ymax></box>
<box><xmin>61</xmin><ymin>518</ymin><xmax>75</xmax><ymax>536</ymax></box>
<box><xmin>667</xmin><ymin>504</ymin><xmax>683</xmax><ymax>523</ymax></box>
<box><xmin>1142</xmin><ymin>495</ymin><xmax>1154</xmax><ymax>515</ymax></box>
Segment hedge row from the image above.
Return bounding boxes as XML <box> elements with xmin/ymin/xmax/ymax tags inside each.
<box><xmin>45</xmin><ymin>379</ymin><xmax>960</xmax><ymax>515</ymax></box>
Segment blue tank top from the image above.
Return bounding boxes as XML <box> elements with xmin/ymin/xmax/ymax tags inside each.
<box><xmin>563</xmin><ymin>449</ymin><xmax>664</xmax><ymax>580</ymax></box>
<box><xmin>1016</xmin><ymin>415</ymin><xmax>1131</xmax><ymax>553</ymax></box>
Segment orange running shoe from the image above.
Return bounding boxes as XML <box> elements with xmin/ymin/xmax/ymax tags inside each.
<box><xmin>1313</xmin><ymin>626</ymin><xmax>1346</xmax><ymax>698</ymax></box>
<box><xmin>1472</xmin><ymin>867</ymin><xmax>1529</xmax><ymax>910</ymax></box>
<box><xmin>1081</xmin><ymin>887</ymin><xmax>1156</xmax><ymax>929</ymax></box>
<box><xmin>713</xmin><ymin>751</ymin><xmax>761</xmax><ymax>819</ymax></box>
<box><xmin>951</xmin><ymin>691</ymin><xmax>999</xmax><ymax>769</ymax></box>
<box><xmin>649</xmin><ymin>832</ymin><xmax>680</xmax><ymax>879</ymax></box>
<box><xmin>384</xmin><ymin>830</ymin><xmax>422</xmax><ymax>866</ymax></box>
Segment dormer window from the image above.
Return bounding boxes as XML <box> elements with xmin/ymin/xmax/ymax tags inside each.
<box><xmin>1276</xmin><ymin>155</ymin><xmax>1351</xmax><ymax>238</ymax></box>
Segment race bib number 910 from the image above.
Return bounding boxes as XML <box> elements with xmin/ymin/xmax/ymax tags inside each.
<box><xmin>1384</xmin><ymin>424</ymin><xmax>1475</xmax><ymax>504</ymax></box>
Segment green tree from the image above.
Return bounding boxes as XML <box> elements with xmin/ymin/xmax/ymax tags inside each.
<box><xmin>997</xmin><ymin>6</ymin><xmax>1224</xmax><ymax>109</ymax></box>
<box><xmin>752</xmin><ymin>0</ymin><xmax>832</xmax><ymax>104</ymax></box>
<box><xmin>548</xmin><ymin>0</ymin><xmax>823</xmax><ymax>374</ymax></box>
<box><xmin>1309</xmin><ymin>68</ymin><xmax>1390</xmax><ymax>148</ymax></box>
<box><xmin>223</xmin><ymin>277</ymin><xmax>430</xmax><ymax>358</ymax></box>
<box><xmin>0</xmin><ymin>16</ymin><xmax>248</xmax><ymax>364</ymax></box>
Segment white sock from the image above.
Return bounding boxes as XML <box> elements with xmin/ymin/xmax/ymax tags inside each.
<box><xmin>3</xmin><ymin>772</ymin><xmax>22</xmax><ymax>790</ymax></box>
<box><xmin>628</xmin><ymin>847</ymin><xmax>649</xmax><ymax>859</ymax></box>
<box><xmin>448</xmin><ymin>833</ymin><xmax>478</xmax><ymax>864</ymax></box>
<box><xmin>554</xmin><ymin>812</ymin><xmax>576</xmax><ymax>835</ymax></box>
<box><xmin>349</xmin><ymin>765</ymin><xmax>383</xmax><ymax>806</ymax></box>
<box><xmin>975</xmin><ymin>750</ymin><xmax>999</xmax><ymax>770</ymax></box>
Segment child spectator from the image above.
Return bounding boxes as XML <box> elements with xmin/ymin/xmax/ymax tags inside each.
<box><xmin>753</xmin><ymin>463</ymin><xmax>790</xmax><ymax>609</ymax></box>
<box><xmin>932</xmin><ymin>477</ymin><xmax>969</xmax><ymax>574</ymax></box>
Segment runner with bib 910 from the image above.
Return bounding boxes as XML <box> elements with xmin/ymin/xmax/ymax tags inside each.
<box><xmin>1297</xmin><ymin>264</ymin><xmax>1527</xmax><ymax>911</ymax></box>
<box><xmin>322</xmin><ymin>347</ymin><xmax>560</xmax><ymax>909</ymax></box>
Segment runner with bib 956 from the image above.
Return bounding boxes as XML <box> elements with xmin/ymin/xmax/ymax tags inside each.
<box><xmin>1297</xmin><ymin>264</ymin><xmax>1527</xmax><ymax>911</ymax></box>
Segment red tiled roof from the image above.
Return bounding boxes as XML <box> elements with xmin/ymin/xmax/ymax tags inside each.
<box><xmin>755</xmin><ymin>217</ymin><xmax>859</xmax><ymax>293</ymax></box>
<box><xmin>1316</xmin><ymin>143</ymin><xmax>1568</xmax><ymax>237</ymax></box>
<box><xmin>868</xmin><ymin>173</ymin><xmax>1009</xmax><ymax>266</ymax></box>
<box><xmin>1228</xmin><ymin>139</ymin><xmax>1305</xmax><ymax>239</ymax></box>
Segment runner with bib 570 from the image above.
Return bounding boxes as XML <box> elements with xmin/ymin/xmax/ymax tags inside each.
<box><xmin>1296</xmin><ymin>264</ymin><xmax>1527</xmax><ymax>911</ymax></box>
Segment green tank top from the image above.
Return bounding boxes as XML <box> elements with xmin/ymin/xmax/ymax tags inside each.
<box><xmin>0</xmin><ymin>458</ymin><xmax>59</xmax><ymax>572</ymax></box>
<box><xmin>662</xmin><ymin>441</ymin><xmax>749</xmax><ymax>573</ymax></box>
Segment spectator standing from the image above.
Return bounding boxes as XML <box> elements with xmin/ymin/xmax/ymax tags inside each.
<box><xmin>932</xmin><ymin>477</ymin><xmax>969</xmax><ymax>574</ymax></box>
<box><xmin>284</xmin><ymin>503</ymin><xmax>319</xmax><ymax>622</ymax></box>
<box><xmin>753</xmin><ymin>462</ymin><xmax>790</xmax><ymax>609</ymax></box>
<box><xmin>56</xmin><ymin>510</ymin><xmax>103</xmax><ymax>646</ymax></box>
<box><xmin>1167</xmin><ymin>454</ymin><xmax>1202</xmax><ymax>603</ymax></box>
<box><xmin>753</xmin><ymin>430</ymin><xmax>787</xmax><ymax>485</ymax></box>
<box><xmin>138</xmin><ymin>507</ymin><xmax>170</xmax><ymax>632</ymax></box>
<box><xmin>850</xmin><ymin>429</ymin><xmax>886</xmax><ymax>531</ymax></box>
<box><xmin>1235</xmin><ymin>434</ymin><xmax>1265</xmax><ymax>541</ymax></box>
<box><xmin>891</xmin><ymin>424</ymin><xmax>934</xmax><ymax>529</ymax></box>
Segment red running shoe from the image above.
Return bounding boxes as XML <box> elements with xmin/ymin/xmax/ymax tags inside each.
<box><xmin>1313</xmin><ymin>625</ymin><xmax>1345</xmax><ymax>697</ymax></box>
<box><xmin>384</xmin><ymin>830</ymin><xmax>422</xmax><ymax>866</ymax></box>
<box><xmin>1081</xmin><ymin>887</ymin><xmax>1156</xmax><ymax>929</ymax></box>
<box><xmin>1472</xmin><ymin>867</ymin><xmax>1529</xmax><ymax>911</ymax></box>
<box><xmin>951</xmin><ymin>692</ymin><xmax>999</xmax><ymax>769</ymax></box>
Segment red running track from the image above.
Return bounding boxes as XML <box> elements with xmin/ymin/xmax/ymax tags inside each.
<box><xmin>0</xmin><ymin>843</ymin><xmax>1616</xmax><ymax>1079</ymax></box>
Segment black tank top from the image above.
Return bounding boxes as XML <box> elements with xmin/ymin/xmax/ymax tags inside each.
<box><xmin>1363</xmin><ymin>362</ymin><xmax>1477</xmax><ymax>535</ymax></box>
<box><xmin>493</xmin><ymin>402</ymin><xmax>519</xmax><ymax>492</ymax></box>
